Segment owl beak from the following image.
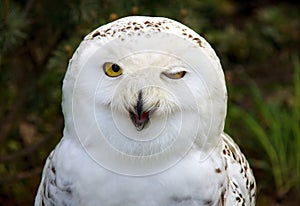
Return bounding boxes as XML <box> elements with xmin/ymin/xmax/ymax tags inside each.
<box><xmin>129</xmin><ymin>91</ymin><xmax>151</xmax><ymax>131</ymax></box>
<box><xmin>129</xmin><ymin>110</ymin><xmax>150</xmax><ymax>131</ymax></box>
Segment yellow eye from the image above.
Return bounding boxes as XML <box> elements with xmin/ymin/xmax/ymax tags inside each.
<box><xmin>103</xmin><ymin>62</ymin><xmax>123</xmax><ymax>77</ymax></box>
<box><xmin>163</xmin><ymin>71</ymin><xmax>186</xmax><ymax>79</ymax></box>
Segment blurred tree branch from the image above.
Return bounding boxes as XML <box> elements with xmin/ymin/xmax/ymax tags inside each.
<box><xmin>0</xmin><ymin>117</ymin><xmax>63</xmax><ymax>163</ymax></box>
<box><xmin>0</xmin><ymin>167</ymin><xmax>42</xmax><ymax>184</ymax></box>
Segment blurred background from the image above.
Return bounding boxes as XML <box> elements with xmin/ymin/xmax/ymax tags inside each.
<box><xmin>0</xmin><ymin>0</ymin><xmax>299</xmax><ymax>205</ymax></box>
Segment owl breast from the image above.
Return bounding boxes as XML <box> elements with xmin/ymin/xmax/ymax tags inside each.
<box><xmin>43</xmin><ymin>138</ymin><xmax>226</xmax><ymax>206</ymax></box>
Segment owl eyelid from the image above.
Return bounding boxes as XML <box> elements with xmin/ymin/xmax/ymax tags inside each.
<box><xmin>162</xmin><ymin>70</ymin><xmax>187</xmax><ymax>79</ymax></box>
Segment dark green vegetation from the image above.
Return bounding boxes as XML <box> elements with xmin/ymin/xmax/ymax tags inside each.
<box><xmin>0</xmin><ymin>0</ymin><xmax>299</xmax><ymax>205</ymax></box>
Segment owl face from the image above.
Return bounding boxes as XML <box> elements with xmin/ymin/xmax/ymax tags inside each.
<box><xmin>61</xmin><ymin>16</ymin><xmax>227</xmax><ymax>175</ymax></box>
<box><xmin>99</xmin><ymin>52</ymin><xmax>195</xmax><ymax>132</ymax></box>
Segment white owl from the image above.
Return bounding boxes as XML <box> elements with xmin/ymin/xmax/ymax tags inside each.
<box><xmin>35</xmin><ymin>16</ymin><xmax>256</xmax><ymax>206</ymax></box>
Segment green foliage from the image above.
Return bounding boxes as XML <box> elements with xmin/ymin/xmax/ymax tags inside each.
<box><xmin>0</xmin><ymin>1</ymin><xmax>28</xmax><ymax>53</ymax></box>
<box><xmin>227</xmin><ymin>54</ymin><xmax>300</xmax><ymax>197</ymax></box>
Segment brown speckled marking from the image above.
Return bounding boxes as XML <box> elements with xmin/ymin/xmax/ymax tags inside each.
<box><xmin>193</xmin><ymin>37</ymin><xmax>203</xmax><ymax>47</ymax></box>
<box><xmin>215</xmin><ymin>168</ymin><xmax>222</xmax><ymax>173</ymax></box>
<box><xmin>36</xmin><ymin>141</ymin><xmax>74</xmax><ymax>206</ymax></box>
<box><xmin>92</xmin><ymin>31</ymin><xmax>100</xmax><ymax>38</ymax></box>
<box><xmin>85</xmin><ymin>17</ymin><xmax>206</xmax><ymax>49</ymax></box>
<box><xmin>222</xmin><ymin>133</ymin><xmax>256</xmax><ymax>205</ymax></box>
<box><xmin>220</xmin><ymin>189</ymin><xmax>225</xmax><ymax>206</ymax></box>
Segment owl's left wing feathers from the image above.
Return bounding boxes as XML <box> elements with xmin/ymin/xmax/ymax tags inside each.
<box><xmin>35</xmin><ymin>140</ymin><xmax>74</xmax><ymax>206</ymax></box>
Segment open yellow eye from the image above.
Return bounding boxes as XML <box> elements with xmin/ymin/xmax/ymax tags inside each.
<box><xmin>103</xmin><ymin>62</ymin><xmax>123</xmax><ymax>77</ymax></box>
<box><xmin>163</xmin><ymin>71</ymin><xmax>186</xmax><ymax>79</ymax></box>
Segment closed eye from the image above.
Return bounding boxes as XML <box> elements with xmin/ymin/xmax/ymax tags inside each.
<box><xmin>162</xmin><ymin>71</ymin><xmax>186</xmax><ymax>79</ymax></box>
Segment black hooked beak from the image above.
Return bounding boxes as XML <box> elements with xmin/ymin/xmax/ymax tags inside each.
<box><xmin>129</xmin><ymin>91</ymin><xmax>151</xmax><ymax>131</ymax></box>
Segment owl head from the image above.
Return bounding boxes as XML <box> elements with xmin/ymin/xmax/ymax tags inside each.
<box><xmin>61</xmin><ymin>16</ymin><xmax>227</xmax><ymax>175</ymax></box>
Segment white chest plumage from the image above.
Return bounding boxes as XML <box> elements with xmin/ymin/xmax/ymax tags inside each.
<box><xmin>36</xmin><ymin>134</ymin><xmax>255</xmax><ymax>206</ymax></box>
<box><xmin>37</xmin><ymin>138</ymin><xmax>228</xmax><ymax>206</ymax></box>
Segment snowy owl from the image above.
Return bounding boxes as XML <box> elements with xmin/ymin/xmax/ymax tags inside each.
<box><xmin>35</xmin><ymin>16</ymin><xmax>256</xmax><ymax>206</ymax></box>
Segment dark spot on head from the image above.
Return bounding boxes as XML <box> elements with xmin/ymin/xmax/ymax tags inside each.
<box><xmin>92</xmin><ymin>31</ymin><xmax>100</xmax><ymax>38</ymax></box>
<box><xmin>193</xmin><ymin>38</ymin><xmax>204</xmax><ymax>47</ymax></box>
